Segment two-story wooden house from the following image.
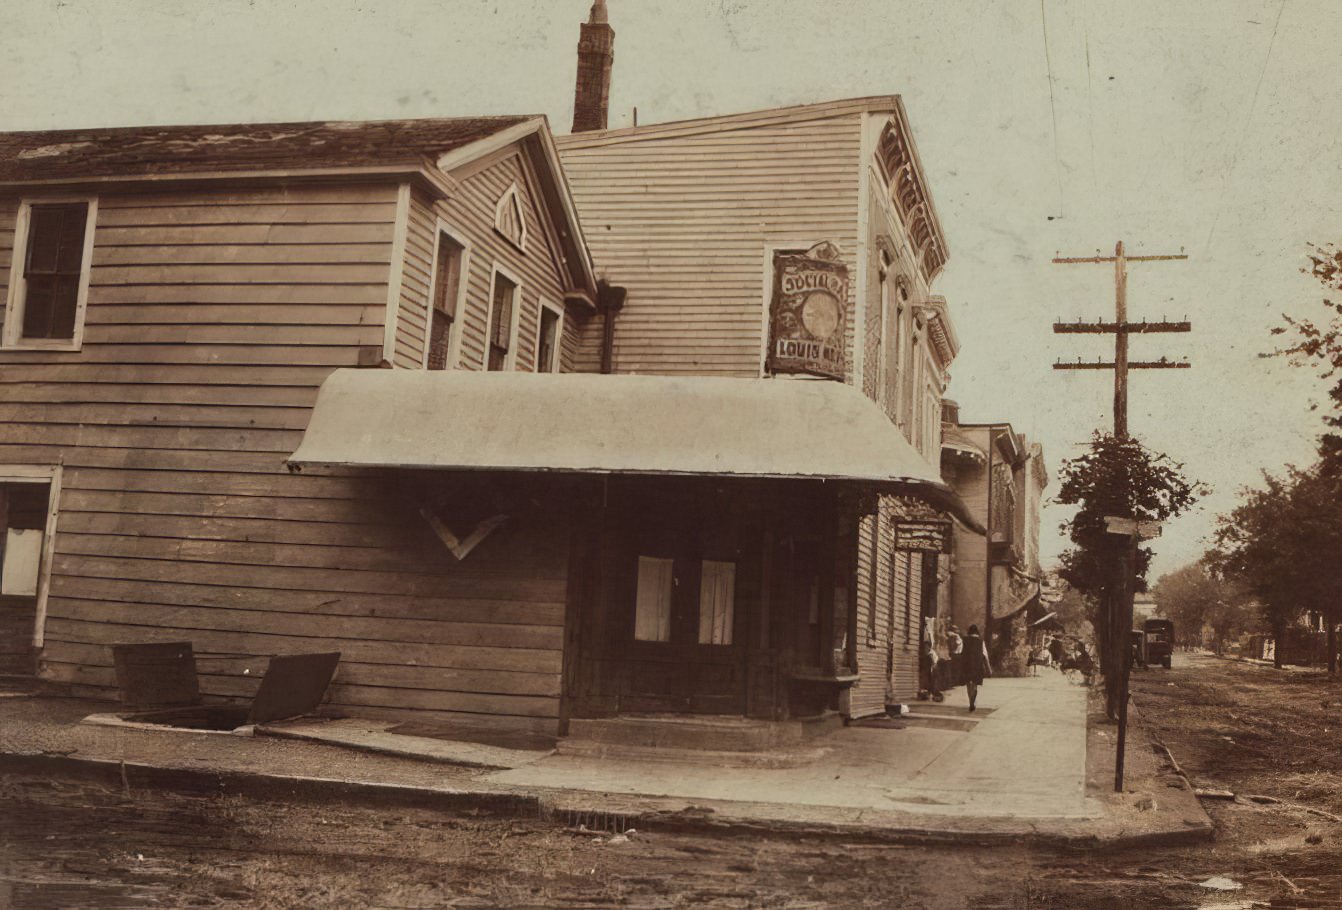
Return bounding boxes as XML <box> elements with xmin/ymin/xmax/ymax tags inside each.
<box><xmin>0</xmin><ymin>115</ymin><xmax>604</xmax><ymax>735</ymax></box>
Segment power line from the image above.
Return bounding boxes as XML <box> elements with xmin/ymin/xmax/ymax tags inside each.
<box><xmin>1040</xmin><ymin>0</ymin><xmax>1065</xmax><ymax>218</ymax></box>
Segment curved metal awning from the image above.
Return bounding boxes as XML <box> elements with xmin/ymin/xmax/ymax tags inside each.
<box><xmin>289</xmin><ymin>370</ymin><xmax>984</xmax><ymax>532</ymax></box>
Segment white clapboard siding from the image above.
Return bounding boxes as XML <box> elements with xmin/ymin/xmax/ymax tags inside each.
<box><xmin>558</xmin><ymin>114</ymin><xmax>864</xmax><ymax>378</ymax></box>
<box><xmin>0</xmin><ymin>181</ymin><xmax>571</xmax><ymax>734</ymax></box>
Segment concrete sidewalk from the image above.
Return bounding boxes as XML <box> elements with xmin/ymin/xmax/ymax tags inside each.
<box><xmin>489</xmin><ymin>674</ymin><xmax>1091</xmax><ymax>819</ymax></box>
<box><xmin>0</xmin><ymin>672</ymin><xmax>1211</xmax><ymax>847</ymax></box>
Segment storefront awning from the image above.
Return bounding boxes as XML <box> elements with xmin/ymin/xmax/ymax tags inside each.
<box><xmin>289</xmin><ymin>370</ymin><xmax>983</xmax><ymax>531</ymax></box>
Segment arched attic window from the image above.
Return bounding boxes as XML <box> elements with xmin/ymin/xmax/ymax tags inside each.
<box><xmin>494</xmin><ymin>183</ymin><xmax>528</xmax><ymax>252</ymax></box>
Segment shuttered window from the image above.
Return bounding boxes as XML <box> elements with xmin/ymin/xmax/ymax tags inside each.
<box><xmin>487</xmin><ymin>272</ymin><xmax>517</xmax><ymax>371</ymax></box>
<box><xmin>697</xmin><ymin>560</ymin><xmax>736</xmax><ymax>645</ymax></box>
<box><xmin>634</xmin><ymin>556</ymin><xmax>674</xmax><ymax>642</ymax></box>
<box><xmin>428</xmin><ymin>232</ymin><xmax>464</xmax><ymax>371</ymax></box>
<box><xmin>16</xmin><ymin>202</ymin><xmax>89</xmax><ymax>342</ymax></box>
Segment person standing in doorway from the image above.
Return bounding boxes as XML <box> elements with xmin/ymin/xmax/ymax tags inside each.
<box><xmin>946</xmin><ymin>623</ymin><xmax>964</xmax><ymax>687</ymax></box>
<box><xmin>963</xmin><ymin>624</ymin><xmax>991</xmax><ymax>712</ymax></box>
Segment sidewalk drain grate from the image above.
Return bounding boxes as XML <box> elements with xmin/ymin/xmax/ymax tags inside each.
<box><xmin>550</xmin><ymin>807</ymin><xmax>639</xmax><ymax>833</ymax></box>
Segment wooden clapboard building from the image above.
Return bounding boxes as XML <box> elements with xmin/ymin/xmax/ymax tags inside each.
<box><xmin>550</xmin><ymin>3</ymin><xmax>972</xmax><ymax>722</ymax></box>
<box><xmin>0</xmin><ymin>116</ymin><xmax>604</xmax><ymax>733</ymax></box>
<box><xmin>941</xmin><ymin>410</ymin><xmax>1049</xmax><ymax>672</ymax></box>
<box><xmin>0</xmin><ymin>3</ymin><xmax>977</xmax><ymax>743</ymax></box>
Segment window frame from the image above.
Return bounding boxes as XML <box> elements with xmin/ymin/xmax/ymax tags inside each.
<box><xmin>535</xmin><ymin>298</ymin><xmax>565</xmax><ymax>373</ymax></box>
<box><xmin>482</xmin><ymin>264</ymin><xmax>523</xmax><ymax>371</ymax></box>
<box><xmin>0</xmin><ymin>464</ymin><xmax>63</xmax><ymax>648</ymax></box>
<box><xmin>3</xmin><ymin>197</ymin><xmax>98</xmax><ymax>352</ymax></box>
<box><xmin>421</xmin><ymin>219</ymin><xmax>472</xmax><ymax>372</ymax></box>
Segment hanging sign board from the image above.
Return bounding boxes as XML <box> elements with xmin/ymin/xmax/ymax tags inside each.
<box><xmin>767</xmin><ymin>241</ymin><xmax>849</xmax><ymax>379</ymax></box>
<box><xmin>893</xmin><ymin>519</ymin><xmax>952</xmax><ymax>553</ymax></box>
<box><xmin>1104</xmin><ymin>516</ymin><xmax>1162</xmax><ymax>539</ymax></box>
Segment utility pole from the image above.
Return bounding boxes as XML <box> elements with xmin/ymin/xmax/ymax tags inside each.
<box><xmin>1052</xmin><ymin>241</ymin><xmax>1189</xmax><ymax>792</ymax></box>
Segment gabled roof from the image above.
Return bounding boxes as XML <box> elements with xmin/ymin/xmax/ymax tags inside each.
<box><xmin>0</xmin><ymin>117</ymin><xmax>529</xmax><ymax>183</ymax></box>
<box><xmin>0</xmin><ymin>115</ymin><xmax>599</xmax><ymax>302</ymax></box>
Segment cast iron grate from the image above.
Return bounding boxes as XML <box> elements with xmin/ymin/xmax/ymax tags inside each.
<box><xmin>549</xmin><ymin>807</ymin><xmax>640</xmax><ymax>833</ymax></box>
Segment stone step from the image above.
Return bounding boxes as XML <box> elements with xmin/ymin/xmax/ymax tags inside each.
<box><xmin>566</xmin><ymin>713</ymin><xmax>842</xmax><ymax>753</ymax></box>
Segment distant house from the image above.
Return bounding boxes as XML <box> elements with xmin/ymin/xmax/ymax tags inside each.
<box><xmin>940</xmin><ymin>406</ymin><xmax>1048</xmax><ymax>666</ymax></box>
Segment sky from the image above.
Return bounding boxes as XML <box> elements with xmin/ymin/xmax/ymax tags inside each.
<box><xmin>2</xmin><ymin>0</ymin><xmax>1338</xmax><ymax>579</ymax></box>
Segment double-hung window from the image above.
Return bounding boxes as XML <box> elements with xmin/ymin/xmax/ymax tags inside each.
<box><xmin>536</xmin><ymin>301</ymin><xmax>563</xmax><ymax>373</ymax></box>
<box><xmin>427</xmin><ymin>231</ymin><xmax>465</xmax><ymax>371</ymax></box>
<box><xmin>486</xmin><ymin>270</ymin><xmax>518</xmax><ymax>371</ymax></box>
<box><xmin>633</xmin><ymin>555</ymin><xmax>737</xmax><ymax>646</ymax></box>
<box><xmin>4</xmin><ymin>199</ymin><xmax>97</xmax><ymax>349</ymax></box>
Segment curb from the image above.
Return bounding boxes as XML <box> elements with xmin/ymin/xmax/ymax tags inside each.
<box><xmin>1</xmin><ymin>750</ymin><xmax>1213</xmax><ymax>849</ymax></box>
<box><xmin>0</xmin><ymin>752</ymin><xmax>539</xmax><ymax>817</ymax></box>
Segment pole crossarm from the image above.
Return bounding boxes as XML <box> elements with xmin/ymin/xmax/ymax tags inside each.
<box><xmin>1053</xmin><ymin>360</ymin><xmax>1191</xmax><ymax>370</ymax></box>
<box><xmin>1049</xmin><ymin>241</ymin><xmax>1190</xmax><ymax>794</ymax></box>
<box><xmin>1052</xmin><ymin>254</ymin><xmax>1189</xmax><ymax>264</ymax></box>
<box><xmin>1053</xmin><ymin>320</ymin><xmax>1191</xmax><ymax>334</ymax></box>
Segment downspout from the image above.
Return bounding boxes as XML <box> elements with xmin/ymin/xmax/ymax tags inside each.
<box><xmin>984</xmin><ymin>428</ymin><xmax>994</xmax><ymax>640</ymax></box>
<box><xmin>597</xmin><ymin>280</ymin><xmax>626</xmax><ymax>374</ymax></box>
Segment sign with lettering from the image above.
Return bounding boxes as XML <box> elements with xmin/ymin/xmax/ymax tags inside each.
<box><xmin>1104</xmin><ymin>516</ymin><xmax>1162</xmax><ymax>539</ymax></box>
<box><xmin>893</xmin><ymin>519</ymin><xmax>952</xmax><ymax>553</ymax></box>
<box><xmin>768</xmin><ymin>241</ymin><xmax>849</xmax><ymax>379</ymax></box>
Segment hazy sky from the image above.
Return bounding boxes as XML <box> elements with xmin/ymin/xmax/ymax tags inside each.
<box><xmin>2</xmin><ymin>0</ymin><xmax>1338</xmax><ymax>579</ymax></box>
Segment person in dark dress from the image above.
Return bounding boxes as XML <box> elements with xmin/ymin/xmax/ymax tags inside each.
<box><xmin>963</xmin><ymin>624</ymin><xmax>991</xmax><ymax>712</ymax></box>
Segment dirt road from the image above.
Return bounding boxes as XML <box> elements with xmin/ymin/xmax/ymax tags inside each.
<box><xmin>1</xmin><ymin>652</ymin><xmax>1338</xmax><ymax>909</ymax></box>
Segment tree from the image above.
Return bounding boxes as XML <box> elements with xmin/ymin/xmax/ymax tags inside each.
<box><xmin>1055</xmin><ymin>433</ymin><xmax>1207</xmax><ymax>715</ymax></box>
<box><xmin>1270</xmin><ymin>243</ymin><xmax>1342</xmax><ymax>470</ymax></box>
<box><xmin>1208</xmin><ymin>464</ymin><xmax>1342</xmax><ymax>672</ymax></box>
<box><xmin>1151</xmin><ymin>561</ymin><xmax>1255</xmax><ymax>654</ymax></box>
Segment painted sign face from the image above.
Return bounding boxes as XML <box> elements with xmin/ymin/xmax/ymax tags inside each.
<box><xmin>768</xmin><ymin>242</ymin><xmax>849</xmax><ymax>379</ymax></box>
<box><xmin>893</xmin><ymin>519</ymin><xmax>952</xmax><ymax>553</ymax></box>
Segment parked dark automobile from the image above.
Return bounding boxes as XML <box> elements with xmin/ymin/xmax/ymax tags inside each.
<box><xmin>1144</xmin><ymin>619</ymin><xmax>1174</xmax><ymax>669</ymax></box>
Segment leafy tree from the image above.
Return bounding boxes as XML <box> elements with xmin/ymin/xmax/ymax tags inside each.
<box><xmin>1151</xmin><ymin>561</ymin><xmax>1255</xmax><ymax>654</ymax></box>
<box><xmin>1270</xmin><ymin>243</ymin><xmax>1342</xmax><ymax>469</ymax></box>
<box><xmin>1054</xmin><ymin>433</ymin><xmax>1207</xmax><ymax>715</ymax></box>
<box><xmin>1209</xmin><ymin>464</ymin><xmax>1342</xmax><ymax>672</ymax></box>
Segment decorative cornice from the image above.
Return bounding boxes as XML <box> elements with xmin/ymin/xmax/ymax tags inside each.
<box><xmin>919</xmin><ymin>295</ymin><xmax>959</xmax><ymax>368</ymax></box>
<box><xmin>875</xmin><ymin>117</ymin><xmax>948</xmax><ymax>283</ymax></box>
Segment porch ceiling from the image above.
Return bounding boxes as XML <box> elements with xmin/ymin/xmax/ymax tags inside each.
<box><xmin>288</xmin><ymin>370</ymin><xmax>981</xmax><ymax>529</ymax></box>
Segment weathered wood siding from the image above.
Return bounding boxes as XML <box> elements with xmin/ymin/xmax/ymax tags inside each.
<box><xmin>0</xmin><ymin>181</ymin><xmax>570</xmax><ymax>733</ymax></box>
<box><xmin>850</xmin><ymin>496</ymin><xmax>921</xmax><ymax>716</ymax></box>
<box><xmin>395</xmin><ymin>153</ymin><xmax>589</xmax><ymax>374</ymax></box>
<box><xmin>557</xmin><ymin>114</ymin><xmax>863</xmax><ymax>378</ymax></box>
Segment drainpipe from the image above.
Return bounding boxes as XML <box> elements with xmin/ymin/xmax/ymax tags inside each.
<box><xmin>984</xmin><ymin>428</ymin><xmax>994</xmax><ymax>641</ymax></box>
<box><xmin>598</xmin><ymin>280</ymin><xmax>627</xmax><ymax>374</ymax></box>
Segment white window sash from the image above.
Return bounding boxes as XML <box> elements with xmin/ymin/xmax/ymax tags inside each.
<box><xmin>634</xmin><ymin>555</ymin><xmax>674</xmax><ymax>642</ymax></box>
<box><xmin>697</xmin><ymin>559</ymin><xmax>736</xmax><ymax>645</ymax></box>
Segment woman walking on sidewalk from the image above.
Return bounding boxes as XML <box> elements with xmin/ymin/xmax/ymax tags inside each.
<box><xmin>963</xmin><ymin>624</ymin><xmax>992</xmax><ymax>712</ymax></box>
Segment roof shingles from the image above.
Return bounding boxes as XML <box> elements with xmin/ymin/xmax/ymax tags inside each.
<box><xmin>0</xmin><ymin>116</ymin><xmax>533</xmax><ymax>183</ymax></box>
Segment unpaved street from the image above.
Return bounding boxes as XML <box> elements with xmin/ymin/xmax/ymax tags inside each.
<box><xmin>2</xmin><ymin>653</ymin><xmax>1340</xmax><ymax>909</ymax></box>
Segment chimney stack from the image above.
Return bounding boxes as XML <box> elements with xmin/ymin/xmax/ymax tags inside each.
<box><xmin>572</xmin><ymin>0</ymin><xmax>614</xmax><ymax>133</ymax></box>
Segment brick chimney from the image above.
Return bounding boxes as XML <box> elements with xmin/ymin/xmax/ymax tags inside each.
<box><xmin>572</xmin><ymin>0</ymin><xmax>614</xmax><ymax>133</ymax></box>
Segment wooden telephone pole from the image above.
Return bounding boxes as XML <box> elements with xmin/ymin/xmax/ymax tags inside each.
<box><xmin>1052</xmin><ymin>241</ymin><xmax>1189</xmax><ymax>792</ymax></box>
